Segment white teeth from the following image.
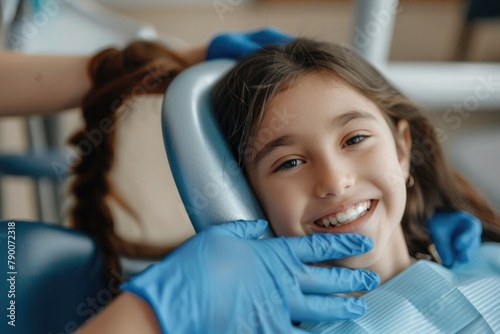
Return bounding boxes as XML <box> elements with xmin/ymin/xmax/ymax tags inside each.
<box><xmin>314</xmin><ymin>200</ymin><xmax>372</xmax><ymax>228</ymax></box>
<box><xmin>346</xmin><ymin>208</ymin><xmax>357</xmax><ymax>220</ymax></box>
<box><xmin>336</xmin><ymin>212</ymin><xmax>347</xmax><ymax>223</ymax></box>
<box><xmin>328</xmin><ymin>217</ymin><xmax>338</xmax><ymax>226</ymax></box>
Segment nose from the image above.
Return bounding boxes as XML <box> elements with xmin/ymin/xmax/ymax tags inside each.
<box><xmin>313</xmin><ymin>157</ymin><xmax>355</xmax><ymax>198</ymax></box>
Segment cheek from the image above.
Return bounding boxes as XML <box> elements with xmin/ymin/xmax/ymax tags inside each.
<box><xmin>362</xmin><ymin>141</ymin><xmax>407</xmax><ymax>212</ymax></box>
<box><xmin>376</xmin><ymin>157</ymin><xmax>408</xmax><ymax>222</ymax></box>
<box><xmin>386</xmin><ymin>181</ymin><xmax>407</xmax><ymax>227</ymax></box>
<box><xmin>255</xmin><ymin>182</ymin><xmax>305</xmax><ymax>237</ymax></box>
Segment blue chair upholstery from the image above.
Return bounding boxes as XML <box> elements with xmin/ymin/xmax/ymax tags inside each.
<box><xmin>161</xmin><ymin>59</ymin><xmax>274</xmax><ymax>238</ymax></box>
<box><xmin>0</xmin><ymin>150</ymin><xmax>68</xmax><ymax>180</ymax></box>
<box><xmin>0</xmin><ymin>221</ymin><xmax>110</xmax><ymax>333</ymax></box>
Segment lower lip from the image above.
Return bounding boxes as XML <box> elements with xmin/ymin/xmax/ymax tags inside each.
<box><xmin>306</xmin><ymin>200</ymin><xmax>378</xmax><ymax>234</ymax></box>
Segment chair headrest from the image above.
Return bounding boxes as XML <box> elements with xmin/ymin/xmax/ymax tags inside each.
<box><xmin>162</xmin><ymin>59</ymin><xmax>273</xmax><ymax>237</ymax></box>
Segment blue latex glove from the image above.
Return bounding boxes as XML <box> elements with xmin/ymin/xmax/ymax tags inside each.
<box><xmin>121</xmin><ymin>220</ymin><xmax>379</xmax><ymax>334</ymax></box>
<box><xmin>206</xmin><ymin>27</ymin><xmax>294</xmax><ymax>60</ymax></box>
<box><xmin>428</xmin><ymin>210</ymin><xmax>482</xmax><ymax>267</ymax></box>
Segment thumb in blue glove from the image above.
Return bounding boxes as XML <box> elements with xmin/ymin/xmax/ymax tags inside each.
<box><xmin>206</xmin><ymin>27</ymin><xmax>294</xmax><ymax>60</ymax></box>
<box><xmin>121</xmin><ymin>220</ymin><xmax>379</xmax><ymax>333</ymax></box>
<box><xmin>428</xmin><ymin>210</ymin><xmax>482</xmax><ymax>267</ymax></box>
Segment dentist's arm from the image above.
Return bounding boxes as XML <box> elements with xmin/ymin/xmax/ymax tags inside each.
<box><xmin>0</xmin><ymin>27</ymin><xmax>292</xmax><ymax>117</ymax></box>
<box><xmin>0</xmin><ymin>48</ymin><xmax>205</xmax><ymax>117</ymax></box>
<box><xmin>77</xmin><ymin>292</ymin><xmax>161</xmax><ymax>333</ymax></box>
<box><xmin>0</xmin><ymin>51</ymin><xmax>91</xmax><ymax>116</ymax></box>
<box><xmin>79</xmin><ymin>220</ymin><xmax>379</xmax><ymax>333</ymax></box>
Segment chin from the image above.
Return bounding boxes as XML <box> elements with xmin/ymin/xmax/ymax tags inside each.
<box><xmin>322</xmin><ymin>247</ymin><xmax>379</xmax><ymax>269</ymax></box>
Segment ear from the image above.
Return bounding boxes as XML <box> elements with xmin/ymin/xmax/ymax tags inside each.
<box><xmin>396</xmin><ymin>119</ymin><xmax>412</xmax><ymax>177</ymax></box>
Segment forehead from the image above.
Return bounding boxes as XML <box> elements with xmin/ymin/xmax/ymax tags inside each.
<box><xmin>261</xmin><ymin>73</ymin><xmax>380</xmax><ymax>127</ymax></box>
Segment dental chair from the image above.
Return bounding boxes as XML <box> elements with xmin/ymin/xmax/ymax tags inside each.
<box><xmin>161</xmin><ymin>59</ymin><xmax>273</xmax><ymax>237</ymax></box>
<box><xmin>160</xmin><ymin>57</ymin><xmax>500</xmax><ymax>334</ymax></box>
<box><xmin>0</xmin><ymin>220</ymin><xmax>110</xmax><ymax>334</ymax></box>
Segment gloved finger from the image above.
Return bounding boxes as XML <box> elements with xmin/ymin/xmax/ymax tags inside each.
<box><xmin>430</xmin><ymin>228</ymin><xmax>455</xmax><ymax>267</ymax></box>
<box><xmin>455</xmin><ymin>237</ymin><xmax>481</xmax><ymax>263</ymax></box>
<box><xmin>299</xmin><ymin>266</ymin><xmax>379</xmax><ymax>294</ymax></box>
<box><xmin>291</xmin><ymin>327</ymin><xmax>310</xmax><ymax>334</ymax></box>
<box><xmin>456</xmin><ymin>250</ymin><xmax>470</xmax><ymax>263</ymax></box>
<box><xmin>248</xmin><ymin>27</ymin><xmax>294</xmax><ymax>46</ymax></box>
<box><xmin>448</xmin><ymin>214</ymin><xmax>481</xmax><ymax>264</ymax></box>
<box><xmin>286</xmin><ymin>233</ymin><xmax>374</xmax><ymax>263</ymax></box>
<box><xmin>290</xmin><ymin>295</ymin><xmax>366</xmax><ymax>322</ymax></box>
<box><xmin>434</xmin><ymin>241</ymin><xmax>454</xmax><ymax>267</ymax></box>
<box><xmin>220</xmin><ymin>219</ymin><xmax>269</xmax><ymax>239</ymax></box>
<box><xmin>206</xmin><ymin>33</ymin><xmax>253</xmax><ymax>60</ymax></box>
<box><xmin>454</xmin><ymin>217</ymin><xmax>482</xmax><ymax>251</ymax></box>
<box><xmin>227</xmin><ymin>34</ymin><xmax>259</xmax><ymax>54</ymax></box>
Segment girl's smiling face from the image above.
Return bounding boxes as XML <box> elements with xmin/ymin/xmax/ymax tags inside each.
<box><xmin>246</xmin><ymin>74</ymin><xmax>413</xmax><ymax>281</ymax></box>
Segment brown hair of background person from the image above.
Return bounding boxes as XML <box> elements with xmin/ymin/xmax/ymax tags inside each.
<box><xmin>69</xmin><ymin>40</ymin><xmax>189</xmax><ymax>283</ymax></box>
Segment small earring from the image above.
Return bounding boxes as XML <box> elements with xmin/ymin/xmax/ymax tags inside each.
<box><xmin>406</xmin><ymin>175</ymin><xmax>414</xmax><ymax>188</ymax></box>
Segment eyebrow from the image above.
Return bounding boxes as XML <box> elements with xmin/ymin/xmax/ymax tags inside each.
<box><xmin>253</xmin><ymin>135</ymin><xmax>298</xmax><ymax>166</ymax></box>
<box><xmin>332</xmin><ymin>110</ymin><xmax>377</xmax><ymax>128</ymax></box>
<box><xmin>252</xmin><ymin>110</ymin><xmax>377</xmax><ymax>166</ymax></box>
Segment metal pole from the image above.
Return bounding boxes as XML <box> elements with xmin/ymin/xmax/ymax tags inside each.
<box><xmin>353</xmin><ymin>0</ymin><xmax>399</xmax><ymax>68</ymax></box>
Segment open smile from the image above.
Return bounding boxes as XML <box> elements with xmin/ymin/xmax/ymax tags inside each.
<box><xmin>307</xmin><ymin>199</ymin><xmax>378</xmax><ymax>233</ymax></box>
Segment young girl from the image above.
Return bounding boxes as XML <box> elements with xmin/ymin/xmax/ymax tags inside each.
<box><xmin>213</xmin><ymin>38</ymin><xmax>500</xmax><ymax>330</ymax></box>
<box><xmin>66</xmin><ymin>31</ymin><xmax>482</xmax><ymax>289</ymax></box>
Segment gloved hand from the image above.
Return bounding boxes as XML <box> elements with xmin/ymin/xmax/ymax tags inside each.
<box><xmin>121</xmin><ymin>220</ymin><xmax>379</xmax><ymax>334</ymax></box>
<box><xmin>428</xmin><ymin>210</ymin><xmax>482</xmax><ymax>267</ymax></box>
<box><xmin>206</xmin><ymin>27</ymin><xmax>293</xmax><ymax>60</ymax></box>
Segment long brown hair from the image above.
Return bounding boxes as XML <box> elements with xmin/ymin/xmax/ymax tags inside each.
<box><xmin>69</xmin><ymin>41</ymin><xmax>188</xmax><ymax>281</ymax></box>
<box><xmin>213</xmin><ymin>38</ymin><xmax>500</xmax><ymax>257</ymax></box>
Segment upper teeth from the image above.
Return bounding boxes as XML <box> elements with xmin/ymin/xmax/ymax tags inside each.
<box><xmin>318</xmin><ymin>200</ymin><xmax>371</xmax><ymax>227</ymax></box>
